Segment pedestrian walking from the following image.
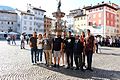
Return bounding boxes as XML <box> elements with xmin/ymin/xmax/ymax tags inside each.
<box><xmin>29</xmin><ymin>32</ymin><xmax>37</xmax><ymax>65</ymax></box>
<box><xmin>20</xmin><ymin>33</ymin><xmax>25</xmax><ymax>49</ymax></box>
<box><xmin>95</xmin><ymin>36</ymin><xmax>98</xmax><ymax>53</ymax></box>
<box><xmin>11</xmin><ymin>35</ymin><xmax>16</xmax><ymax>45</ymax></box>
<box><xmin>26</xmin><ymin>35</ymin><xmax>29</xmax><ymax>45</ymax></box>
<box><xmin>6</xmin><ymin>35</ymin><xmax>11</xmax><ymax>45</ymax></box>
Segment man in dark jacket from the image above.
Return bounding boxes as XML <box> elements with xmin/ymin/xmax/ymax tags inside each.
<box><xmin>29</xmin><ymin>32</ymin><xmax>37</xmax><ymax>65</ymax></box>
<box><xmin>65</xmin><ymin>31</ymin><xmax>75</xmax><ymax>69</ymax></box>
<box><xmin>73</xmin><ymin>35</ymin><xmax>84</xmax><ymax>70</ymax></box>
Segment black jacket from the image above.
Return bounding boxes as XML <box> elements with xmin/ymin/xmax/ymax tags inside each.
<box><xmin>73</xmin><ymin>40</ymin><xmax>84</xmax><ymax>55</ymax></box>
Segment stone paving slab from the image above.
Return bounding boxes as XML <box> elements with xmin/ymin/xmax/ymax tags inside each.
<box><xmin>0</xmin><ymin>41</ymin><xmax>120</xmax><ymax>80</ymax></box>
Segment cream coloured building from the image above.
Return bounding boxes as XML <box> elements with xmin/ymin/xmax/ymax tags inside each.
<box><xmin>74</xmin><ymin>14</ymin><xmax>88</xmax><ymax>33</ymax></box>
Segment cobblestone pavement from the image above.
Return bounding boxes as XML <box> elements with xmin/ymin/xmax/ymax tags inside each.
<box><xmin>0</xmin><ymin>41</ymin><xmax>120</xmax><ymax>80</ymax></box>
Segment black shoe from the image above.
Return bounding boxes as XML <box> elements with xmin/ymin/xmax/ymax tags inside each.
<box><xmin>57</xmin><ymin>64</ymin><xmax>60</xmax><ymax>68</ymax></box>
<box><xmin>89</xmin><ymin>69</ymin><xmax>93</xmax><ymax>71</ymax></box>
<box><xmin>75</xmin><ymin>68</ymin><xmax>79</xmax><ymax>70</ymax></box>
<box><xmin>66</xmin><ymin>66</ymin><xmax>70</xmax><ymax>69</ymax></box>
<box><xmin>86</xmin><ymin>68</ymin><xmax>93</xmax><ymax>71</ymax></box>
<box><xmin>80</xmin><ymin>69</ymin><xmax>85</xmax><ymax>72</ymax></box>
<box><xmin>70</xmin><ymin>67</ymin><xmax>74</xmax><ymax>70</ymax></box>
<box><xmin>53</xmin><ymin>64</ymin><xmax>56</xmax><ymax>67</ymax></box>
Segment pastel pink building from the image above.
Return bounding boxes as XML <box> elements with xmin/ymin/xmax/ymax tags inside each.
<box><xmin>84</xmin><ymin>2</ymin><xmax>119</xmax><ymax>37</ymax></box>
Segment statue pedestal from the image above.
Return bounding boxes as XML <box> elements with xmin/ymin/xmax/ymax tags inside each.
<box><xmin>52</xmin><ymin>11</ymin><xmax>65</xmax><ymax>35</ymax></box>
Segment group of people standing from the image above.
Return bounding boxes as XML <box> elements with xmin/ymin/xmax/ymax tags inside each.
<box><xmin>29</xmin><ymin>29</ymin><xmax>95</xmax><ymax>71</ymax></box>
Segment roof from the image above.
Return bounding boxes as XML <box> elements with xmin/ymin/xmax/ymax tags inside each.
<box><xmin>0</xmin><ymin>6</ymin><xmax>15</xmax><ymax>11</ymax></box>
<box><xmin>74</xmin><ymin>14</ymin><xmax>86</xmax><ymax>18</ymax></box>
<box><xmin>0</xmin><ymin>10</ymin><xmax>17</xmax><ymax>14</ymax></box>
<box><xmin>33</xmin><ymin>7</ymin><xmax>46</xmax><ymax>12</ymax></box>
<box><xmin>21</xmin><ymin>12</ymin><xmax>34</xmax><ymax>16</ymax></box>
<box><xmin>84</xmin><ymin>3</ymin><xmax>117</xmax><ymax>10</ymax></box>
<box><xmin>70</xmin><ymin>9</ymin><xmax>82</xmax><ymax>12</ymax></box>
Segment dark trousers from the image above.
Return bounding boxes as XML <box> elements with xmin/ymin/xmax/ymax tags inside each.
<box><xmin>86</xmin><ymin>51</ymin><xmax>93</xmax><ymax>69</ymax></box>
<box><xmin>74</xmin><ymin>53</ymin><xmax>82</xmax><ymax>69</ymax></box>
<box><xmin>95</xmin><ymin>43</ymin><xmax>98</xmax><ymax>53</ymax></box>
<box><xmin>31</xmin><ymin>48</ymin><xmax>37</xmax><ymax>63</ymax></box>
<box><xmin>37</xmin><ymin>49</ymin><xmax>43</xmax><ymax>61</ymax></box>
<box><xmin>21</xmin><ymin>40</ymin><xmax>25</xmax><ymax>49</ymax></box>
<box><xmin>66</xmin><ymin>49</ymin><xmax>73</xmax><ymax>67</ymax></box>
<box><xmin>12</xmin><ymin>40</ymin><xmax>16</xmax><ymax>45</ymax></box>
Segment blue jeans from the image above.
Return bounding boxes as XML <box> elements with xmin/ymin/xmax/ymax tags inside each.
<box><xmin>31</xmin><ymin>48</ymin><xmax>37</xmax><ymax>63</ymax></box>
<box><xmin>37</xmin><ymin>49</ymin><xmax>43</xmax><ymax>61</ymax></box>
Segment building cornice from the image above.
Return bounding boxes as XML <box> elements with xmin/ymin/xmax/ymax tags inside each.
<box><xmin>33</xmin><ymin>7</ymin><xmax>46</xmax><ymax>12</ymax></box>
<box><xmin>84</xmin><ymin>4</ymin><xmax>117</xmax><ymax>11</ymax></box>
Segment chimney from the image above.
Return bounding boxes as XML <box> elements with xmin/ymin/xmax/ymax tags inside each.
<box><xmin>91</xmin><ymin>4</ymin><xmax>92</xmax><ymax>7</ymax></box>
<box><xmin>102</xmin><ymin>1</ymin><xmax>104</xmax><ymax>4</ymax></box>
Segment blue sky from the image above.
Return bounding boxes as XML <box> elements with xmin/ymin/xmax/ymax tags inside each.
<box><xmin>0</xmin><ymin>0</ymin><xmax>120</xmax><ymax>17</ymax></box>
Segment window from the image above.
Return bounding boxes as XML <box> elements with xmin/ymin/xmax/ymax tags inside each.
<box><xmin>117</xmin><ymin>19</ymin><xmax>119</xmax><ymax>22</ymax></box>
<box><xmin>81</xmin><ymin>17</ymin><xmax>82</xmax><ymax>20</ymax></box>
<box><xmin>29</xmin><ymin>27</ymin><xmax>32</xmax><ymax>30</ymax></box>
<box><xmin>23</xmin><ymin>26</ymin><xmax>27</xmax><ymax>30</ymax></box>
<box><xmin>99</xmin><ymin>13</ymin><xmax>101</xmax><ymax>18</ymax></box>
<box><xmin>117</xmin><ymin>14</ymin><xmax>119</xmax><ymax>17</ymax></box>
<box><xmin>111</xmin><ymin>21</ymin><xmax>113</xmax><ymax>25</ymax></box>
<box><xmin>117</xmin><ymin>25</ymin><xmax>119</xmax><ymax>28</ymax></box>
<box><xmin>34</xmin><ymin>22</ymin><xmax>36</xmax><ymax>25</ymax></box>
<box><xmin>84</xmin><ymin>17</ymin><xmax>85</xmax><ymax>19</ymax></box>
<box><xmin>36</xmin><ymin>29</ymin><xmax>38</xmax><ymax>31</ymax></box>
<box><xmin>107</xmin><ymin>13</ymin><xmax>109</xmax><ymax>17</ymax></box>
<box><xmin>88</xmin><ymin>22</ymin><xmax>92</xmax><ymax>26</ymax></box>
<box><xmin>107</xmin><ymin>20</ymin><xmax>109</xmax><ymax>25</ymax></box>
<box><xmin>29</xmin><ymin>17</ymin><xmax>32</xmax><ymax>20</ymax></box>
<box><xmin>78</xmin><ymin>18</ymin><xmax>79</xmax><ymax>20</ymax></box>
<box><xmin>35</xmin><ymin>11</ymin><xmax>37</xmax><ymax>14</ymax></box>
<box><xmin>111</xmin><ymin>14</ymin><xmax>113</xmax><ymax>19</ymax></box>
<box><xmin>24</xmin><ymin>16</ymin><xmax>27</xmax><ymax>19</ymax></box>
<box><xmin>24</xmin><ymin>21</ymin><xmax>26</xmax><ymax>25</ymax></box>
<box><xmin>11</xmin><ymin>22</ymin><xmax>13</xmax><ymax>25</ymax></box>
<box><xmin>99</xmin><ymin>20</ymin><xmax>101</xmax><ymax>25</ymax></box>
<box><xmin>117</xmin><ymin>30</ymin><xmax>119</xmax><ymax>33</ymax></box>
<box><xmin>30</xmin><ymin>22</ymin><xmax>32</xmax><ymax>25</ymax></box>
<box><xmin>93</xmin><ymin>14</ymin><xmax>96</xmax><ymax>18</ymax></box>
<box><xmin>8</xmin><ymin>22</ymin><xmax>9</xmax><ymax>24</ymax></box>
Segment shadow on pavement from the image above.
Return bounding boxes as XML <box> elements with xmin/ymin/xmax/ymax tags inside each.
<box><xmin>97</xmin><ymin>53</ymin><xmax>120</xmax><ymax>56</ymax></box>
<box><xmin>36</xmin><ymin>64</ymin><xmax>120</xmax><ymax>80</ymax></box>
